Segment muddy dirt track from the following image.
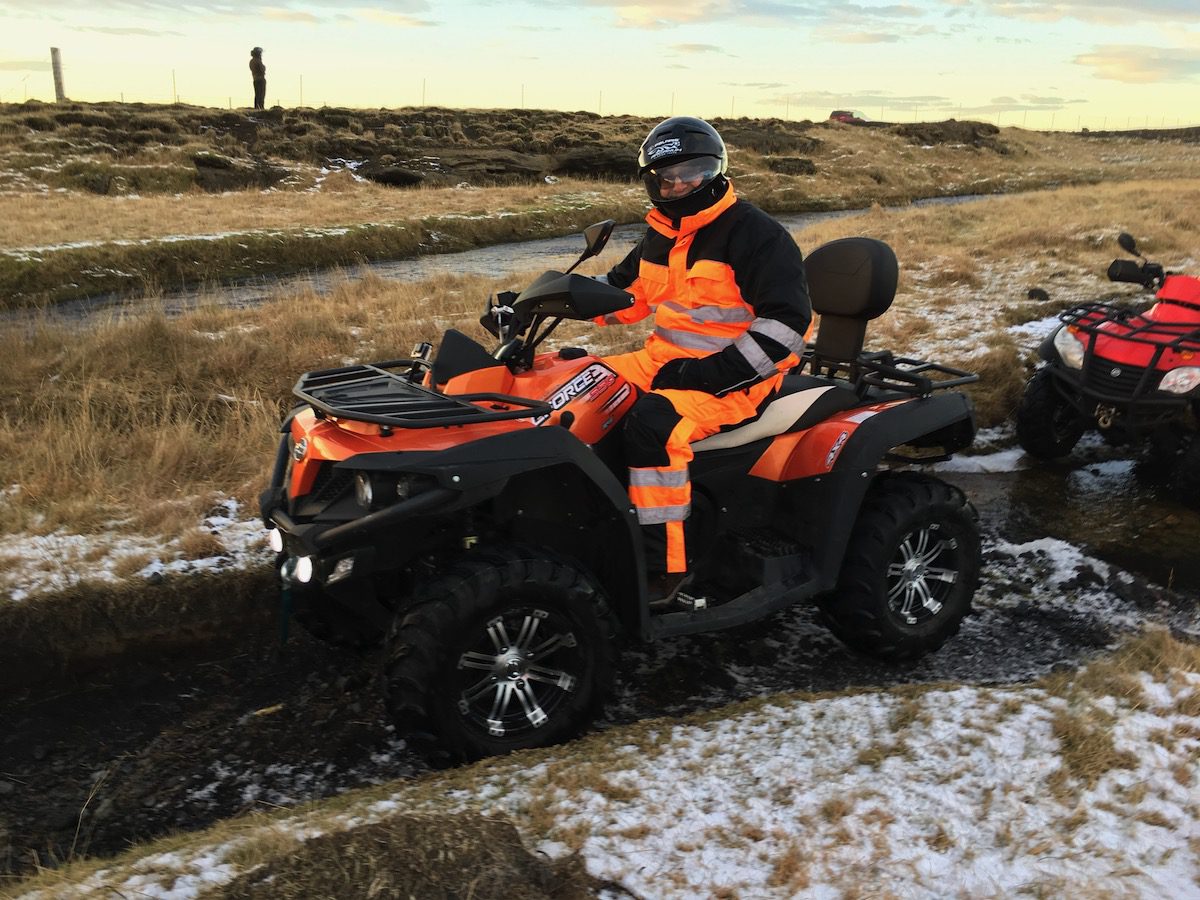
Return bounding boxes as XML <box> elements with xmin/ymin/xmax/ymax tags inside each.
<box><xmin>2</xmin><ymin>441</ymin><xmax>1198</xmax><ymax>881</ymax></box>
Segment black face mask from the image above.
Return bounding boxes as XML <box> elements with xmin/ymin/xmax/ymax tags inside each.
<box><xmin>650</xmin><ymin>175</ymin><xmax>730</xmax><ymax>222</ymax></box>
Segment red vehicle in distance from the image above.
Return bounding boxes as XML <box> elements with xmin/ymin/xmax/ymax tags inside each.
<box><xmin>829</xmin><ymin>109</ymin><xmax>868</xmax><ymax>124</ymax></box>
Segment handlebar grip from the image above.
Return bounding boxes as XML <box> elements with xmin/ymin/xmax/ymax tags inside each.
<box><xmin>1107</xmin><ymin>259</ymin><xmax>1146</xmax><ymax>285</ymax></box>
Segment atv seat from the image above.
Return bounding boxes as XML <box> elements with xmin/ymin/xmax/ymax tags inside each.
<box><xmin>691</xmin><ymin>374</ymin><xmax>862</xmax><ymax>451</ymax></box>
<box><xmin>803</xmin><ymin>237</ymin><xmax>898</xmax><ymax>380</ymax></box>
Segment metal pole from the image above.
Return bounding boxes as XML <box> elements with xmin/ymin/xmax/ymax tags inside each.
<box><xmin>598</xmin><ymin>90</ymin><xmax>602</xmax><ymax>115</ymax></box>
<box><xmin>299</xmin><ymin>74</ymin><xmax>303</xmax><ymax>108</ymax></box>
<box><xmin>172</xmin><ymin>69</ymin><xmax>177</xmax><ymax>103</ymax></box>
<box><xmin>50</xmin><ymin>47</ymin><xmax>66</xmax><ymax>102</ymax></box>
<box><xmin>421</xmin><ymin>78</ymin><xmax>426</xmax><ymax>105</ymax></box>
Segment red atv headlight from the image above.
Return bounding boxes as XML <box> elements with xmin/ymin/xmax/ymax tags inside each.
<box><xmin>1159</xmin><ymin>366</ymin><xmax>1200</xmax><ymax>395</ymax></box>
<box><xmin>1052</xmin><ymin>325</ymin><xmax>1085</xmax><ymax>369</ymax></box>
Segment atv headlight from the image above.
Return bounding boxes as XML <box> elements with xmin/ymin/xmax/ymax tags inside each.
<box><xmin>295</xmin><ymin>555</ymin><xmax>315</xmax><ymax>584</ymax></box>
<box><xmin>1053</xmin><ymin>325</ymin><xmax>1085</xmax><ymax>370</ymax></box>
<box><xmin>268</xmin><ymin>527</ymin><xmax>284</xmax><ymax>553</ymax></box>
<box><xmin>1159</xmin><ymin>366</ymin><xmax>1200</xmax><ymax>395</ymax></box>
<box><xmin>354</xmin><ymin>472</ymin><xmax>374</xmax><ymax>508</ymax></box>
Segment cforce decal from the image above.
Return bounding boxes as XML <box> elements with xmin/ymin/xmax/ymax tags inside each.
<box><xmin>533</xmin><ymin>363</ymin><xmax>617</xmax><ymax>426</ymax></box>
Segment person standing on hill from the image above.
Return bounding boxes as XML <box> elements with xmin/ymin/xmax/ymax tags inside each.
<box><xmin>249</xmin><ymin>47</ymin><xmax>266</xmax><ymax>110</ymax></box>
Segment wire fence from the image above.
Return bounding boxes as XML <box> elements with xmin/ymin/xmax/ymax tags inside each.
<box><xmin>2</xmin><ymin>73</ymin><xmax>1198</xmax><ymax>133</ymax></box>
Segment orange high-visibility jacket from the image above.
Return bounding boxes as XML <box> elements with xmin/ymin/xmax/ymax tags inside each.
<box><xmin>601</xmin><ymin>182</ymin><xmax>812</xmax><ymax>393</ymax></box>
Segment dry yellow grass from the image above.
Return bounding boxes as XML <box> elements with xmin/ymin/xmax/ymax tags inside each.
<box><xmin>3</xmin><ymin>124</ymin><xmax>1197</xmax><ymax>254</ymax></box>
<box><xmin>2</xmin><ymin>177</ymin><xmax>1198</xmax><ymax>542</ymax></box>
<box><xmin>792</xmin><ymin>177</ymin><xmax>1200</xmax><ymax>269</ymax></box>
<box><xmin>0</xmin><ymin>178</ymin><xmax>638</xmax><ymax>250</ymax></box>
<box><xmin>6</xmin><ymin>108</ymin><xmax>1200</xmax><ymax>311</ymax></box>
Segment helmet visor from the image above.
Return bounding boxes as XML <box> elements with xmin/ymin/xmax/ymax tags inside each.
<box><xmin>643</xmin><ymin>156</ymin><xmax>721</xmax><ymax>202</ymax></box>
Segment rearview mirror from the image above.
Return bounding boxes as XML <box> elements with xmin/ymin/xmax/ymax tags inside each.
<box><xmin>1117</xmin><ymin>232</ymin><xmax>1139</xmax><ymax>256</ymax></box>
<box><xmin>564</xmin><ymin>220</ymin><xmax>617</xmax><ymax>275</ymax></box>
<box><xmin>582</xmin><ymin>220</ymin><xmax>616</xmax><ymax>260</ymax></box>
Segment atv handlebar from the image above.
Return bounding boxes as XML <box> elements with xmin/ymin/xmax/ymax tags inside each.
<box><xmin>1107</xmin><ymin>258</ymin><xmax>1164</xmax><ymax>289</ymax></box>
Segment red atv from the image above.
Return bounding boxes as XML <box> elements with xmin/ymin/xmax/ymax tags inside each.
<box><xmin>1016</xmin><ymin>232</ymin><xmax>1200</xmax><ymax>504</ymax></box>
<box><xmin>260</xmin><ymin>221</ymin><xmax>982</xmax><ymax>762</ymax></box>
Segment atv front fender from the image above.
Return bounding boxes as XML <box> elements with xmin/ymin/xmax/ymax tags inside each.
<box><xmin>340</xmin><ymin>426</ymin><xmax>647</xmax><ymax>632</ymax></box>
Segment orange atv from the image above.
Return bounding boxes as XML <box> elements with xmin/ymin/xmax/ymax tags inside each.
<box><xmin>260</xmin><ymin>221</ymin><xmax>982</xmax><ymax>762</ymax></box>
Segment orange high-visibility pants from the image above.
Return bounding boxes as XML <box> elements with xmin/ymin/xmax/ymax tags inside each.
<box><xmin>603</xmin><ymin>348</ymin><xmax>781</xmax><ymax>574</ymax></box>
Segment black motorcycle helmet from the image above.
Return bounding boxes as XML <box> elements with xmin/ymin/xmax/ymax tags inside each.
<box><xmin>637</xmin><ymin>116</ymin><xmax>729</xmax><ymax>217</ymax></box>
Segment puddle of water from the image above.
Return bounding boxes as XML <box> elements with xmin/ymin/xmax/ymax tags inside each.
<box><xmin>944</xmin><ymin>448</ymin><xmax>1200</xmax><ymax>594</ymax></box>
<box><xmin>9</xmin><ymin>194</ymin><xmax>992</xmax><ymax>326</ymax></box>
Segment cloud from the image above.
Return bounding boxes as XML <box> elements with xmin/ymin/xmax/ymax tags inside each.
<box><xmin>1074</xmin><ymin>45</ymin><xmax>1200</xmax><ymax>83</ymax></box>
<box><xmin>761</xmin><ymin>87</ymin><xmax>1083</xmax><ymax>116</ymax></box>
<box><xmin>0</xmin><ymin>60</ymin><xmax>51</xmax><ymax>71</ymax></box>
<box><xmin>0</xmin><ymin>0</ymin><xmax>436</xmax><ymax>17</ymax></box>
<box><xmin>839</xmin><ymin>3</ymin><xmax>922</xmax><ymax>17</ymax></box>
<box><xmin>579</xmin><ymin>0</ymin><xmax>831</xmax><ymax>29</ymax></box>
<box><xmin>947</xmin><ymin>93</ymin><xmax>1086</xmax><ymax>113</ymax></box>
<box><xmin>772</xmin><ymin>89</ymin><xmax>954</xmax><ymax>108</ymax></box>
<box><xmin>264</xmin><ymin>8</ymin><xmax>322</xmax><ymax>23</ymax></box>
<box><xmin>952</xmin><ymin>0</ymin><xmax>1200</xmax><ymax>24</ymax></box>
<box><xmin>832</xmin><ymin>31</ymin><xmax>902</xmax><ymax>43</ymax></box>
<box><xmin>670</xmin><ymin>43</ymin><xmax>725</xmax><ymax>54</ymax></box>
<box><xmin>358</xmin><ymin>8</ymin><xmax>437</xmax><ymax>26</ymax></box>
<box><xmin>68</xmin><ymin>24</ymin><xmax>184</xmax><ymax>36</ymax></box>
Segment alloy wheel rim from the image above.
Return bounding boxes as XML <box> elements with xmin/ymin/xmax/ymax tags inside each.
<box><xmin>885</xmin><ymin>523</ymin><xmax>960</xmax><ymax>626</ymax></box>
<box><xmin>455</xmin><ymin>606</ymin><xmax>580</xmax><ymax>738</ymax></box>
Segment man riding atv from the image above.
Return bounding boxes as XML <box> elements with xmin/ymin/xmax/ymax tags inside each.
<box><xmin>597</xmin><ymin>117</ymin><xmax>813</xmax><ymax>601</ymax></box>
<box><xmin>261</xmin><ymin>117</ymin><xmax>982</xmax><ymax>763</ymax></box>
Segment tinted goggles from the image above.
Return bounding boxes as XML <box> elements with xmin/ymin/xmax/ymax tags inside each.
<box><xmin>646</xmin><ymin>157</ymin><xmax>720</xmax><ymax>188</ymax></box>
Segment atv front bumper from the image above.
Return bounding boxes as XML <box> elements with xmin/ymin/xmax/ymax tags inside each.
<box><xmin>1043</xmin><ymin>362</ymin><xmax>1192</xmax><ymax>433</ymax></box>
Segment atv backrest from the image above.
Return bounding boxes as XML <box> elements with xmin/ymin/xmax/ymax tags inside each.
<box><xmin>805</xmin><ymin>237</ymin><xmax>898</xmax><ymax>369</ymax></box>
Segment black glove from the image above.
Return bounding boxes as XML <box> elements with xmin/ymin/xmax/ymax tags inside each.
<box><xmin>651</xmin><ymin>357</ymin><xmax>721</xmax><ymax>393</ymax></box>
<box><xmin>650</xmin><ymin>358</ymin><xmax>690</xmax><ymax>391</ymax></box>
<box><xmin>652</xmin><ymin>350</ymin><xmax>765</xmax><ymax>395</ymax></box>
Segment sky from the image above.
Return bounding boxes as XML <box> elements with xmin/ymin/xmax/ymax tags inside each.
<box><xmin>1</xmin><ymin>1</ymin><xmax>1198</xmax><ymax>130</ymax></box>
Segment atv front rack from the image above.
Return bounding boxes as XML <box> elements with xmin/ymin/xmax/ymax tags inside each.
<box><xmin>1060</xmin><ymin>302</ymin><xmax>1200</xmax><ymax>355</ymax></box>
<box><xmin>294</xmin><ymin>360</ymin><xmax>551</xmax><ymax>429</ymax></box>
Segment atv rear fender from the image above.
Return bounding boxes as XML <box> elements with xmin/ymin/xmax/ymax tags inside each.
<box><xmin>801</xmin><ymin>392</ymin><xmax>975</xmax><ymax>579</ymax></box>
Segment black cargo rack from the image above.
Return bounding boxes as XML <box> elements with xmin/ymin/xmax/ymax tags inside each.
<box><xmin>294</xmin><ymin>360</ymin><xmax>551</xmax><ymax>429</ymax></box>
<box><xmin>1060</xmin><ymin>302</ymin><xmax>1200</xmax><ymax>355</ymax></box>
<box><xmin>855</xmin><ymin>351</ymin><xmax>978</xmax><ymax>397</ymax></box>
